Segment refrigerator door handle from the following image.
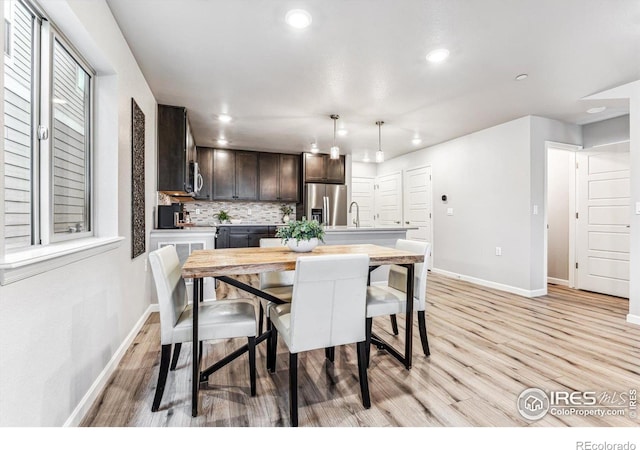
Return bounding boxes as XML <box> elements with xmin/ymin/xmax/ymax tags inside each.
<box><xmin>324</xmin><ymin>196</ymin><xmax>329</xmax><ymax>225</ymax></box>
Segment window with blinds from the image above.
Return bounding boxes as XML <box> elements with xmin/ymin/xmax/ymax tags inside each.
<box><xmin>3</xmin><ymin>0</ymin><xmax>34</xmax><ymax>250</ymax></box>
<box><xmin>2</xmin><ymin>0</ymin><xmax>93</xmax><ymax>251</ymax></box>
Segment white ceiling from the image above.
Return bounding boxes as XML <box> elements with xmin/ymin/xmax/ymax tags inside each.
<box><xmin>106</xmin><ymin>0</ymin><xmax>639</xmax><ymax>162</ymax></box>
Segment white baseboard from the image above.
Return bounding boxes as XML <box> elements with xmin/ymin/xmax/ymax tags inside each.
<box><xmin>627</xmin><ymin>314</ymin><xmax>640</xmax><ymax>326</ymax></box>
<box><xmin>64</xmin><ymin>303</ymin><xmax>159</xmax><ymax>427</ymax></box>
<box><xmin>431</xmin><ymin>268</ymin><xmax>547</xmax><ymax>298</ymax></box>
<box><xmin>547</xmin><ymin>277</ymin><xmax>569</xmax><ymax>287</ymax></box>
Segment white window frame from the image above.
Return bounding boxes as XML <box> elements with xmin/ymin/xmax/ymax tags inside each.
<box><xmin>0</xmin><ymin>0</ymin><xmax>115</xmax><ymax>285</ymax></box>
<box><xmin>40</xmin><ymin>22</ymin><xmax>94</xmax><ymax>244</ymax></box>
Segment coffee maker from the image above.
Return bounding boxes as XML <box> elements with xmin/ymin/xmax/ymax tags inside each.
<box><xmin>157</xmin><ymin>203</ymin><xmax>182</xmax><ymax>229</ymax></box>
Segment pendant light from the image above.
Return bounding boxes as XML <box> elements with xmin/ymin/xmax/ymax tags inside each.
<box><xmin>375</xmin><ymin>121</ymin><xmax>385</xmax><ymax>163</ymax></box>
<box><xmin>330</xmin><ymin>114</ymin><xmax>340</xmax><ymax>159</ymax></box>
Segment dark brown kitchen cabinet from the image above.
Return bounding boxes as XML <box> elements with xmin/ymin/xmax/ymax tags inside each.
<box><xmin>303</xmin><ymin>153</ymin><xmax>345</xmax><ymax>184</ymax></box>
<box><xmin>213</xmin><ymin>149</ymin><xmax>258</xmax><ymax>200</ymax></box>
<box><xmin>157</xmin><ymin>104</ymin><xmax>197</xmax><ymax>194</ymax></box>
<box><xmin>259</xmin><ymin>153</ymin><xmax>300</xmax><ymax>202</ymax></box>
<box><xmin>215</xmin><ymin>226</ymin><xmax>278</xmax><ymax>249</ymax></box>
<box><xmin>194</xmin><ymin>146</ymin><xmax>213</xmax><ymax>200</ymax></box>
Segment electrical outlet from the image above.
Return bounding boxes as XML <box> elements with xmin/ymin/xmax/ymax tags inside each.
<box><xmin>195</xmin><ymin>208</ymin><xmax>201</xmax><ymax>214</ymax></box>
<box><xmin>247</xmin><ymin>209</ymin><xmax>252</xmax><ymax>215</ymax></box>
<box><xmin>495</xmin><ymin>247</ymin><xmax>502</xmax><ymax>256</ymax></box>
<box><xmin>144</xmin><ymin>257</ymin><xmax>148</xmax><ymax>272</ymax></box>
<box><xmin>447</xmin><ymin>208</ymin><xmax>454</xmax><ymax>216</ymax></box>
<box><xmin>533</xmin><ymin>205</ymin><xmax>538</xmax><ymax>215</ymax></box>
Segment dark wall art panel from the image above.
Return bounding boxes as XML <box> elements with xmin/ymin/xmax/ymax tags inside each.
<box><xmin>131</xmin><ymin>98</ymin><xmax>146</xmax><ymax>259</ymax></box>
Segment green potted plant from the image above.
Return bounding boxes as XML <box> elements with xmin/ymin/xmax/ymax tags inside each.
<box><xmin>275</xmin><ymin>217</ymin><xmax>325</xmax><ymax>252</ymax></box>
<box><xmin>214</xmin><ymin>209</ymin><xmax>231</xmax><ymax>224</ymax></box>
<box><xmin>280</xmin><ymin>204</ymin><xmax>293</xmax><ymax>223</ymax></box>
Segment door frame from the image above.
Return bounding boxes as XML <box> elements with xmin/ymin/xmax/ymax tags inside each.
<box><xmin>544</xmin><ymin>141</ymin><xmax>581</xmax><ymax>290</ymax></box>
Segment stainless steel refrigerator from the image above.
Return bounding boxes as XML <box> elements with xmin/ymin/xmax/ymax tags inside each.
<box><xmin>305</xmin><ymin>183</ymin><xmax>348</xmax><ymax>226</ymax></box>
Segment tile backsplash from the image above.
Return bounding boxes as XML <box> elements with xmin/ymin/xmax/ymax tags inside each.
<box><xmin>157</xmin><ymin>193</ymin><xmax>295</xmax><ymax>225</ymax></box>
<box><xmin>185</xmin><ymin>201</ymin><xmax>295</xmax><ymax>226</ymax></box>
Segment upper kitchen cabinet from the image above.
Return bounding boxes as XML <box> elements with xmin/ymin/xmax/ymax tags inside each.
<box><xmin>157</xmin><ymin>104</ymin><xmax>197</xmax><ymax>195</ymax></box>
<box><xmin>303</xmin><ymin>153</ymin><xmax>345</xmax><ymax>184</ymax></box>
<box><xmin>259</xmin><ymin>153</ymin><xmax>300</xmax><ymax>202</ymax></box>
<box><xmin>195</xmin><ymin>146</ymin><xmax>214</xmax><ymax>200</ymax></box>
<box><xmin>213</xmin><ymin>149</ymin><xmax>258</xmax><ymax>200</ymax></box>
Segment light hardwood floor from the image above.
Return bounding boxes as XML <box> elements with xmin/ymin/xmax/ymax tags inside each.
<box><xmin>80</xmin><ymin>273</ymin><xmax>640</xmax><ymax>427</ymax></box>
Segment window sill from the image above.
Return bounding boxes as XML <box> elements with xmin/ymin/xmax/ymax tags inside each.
<box><xmin>0</xmin><ymin>236</ymin><xmax>124</xmax><ymax>285</ymax></box>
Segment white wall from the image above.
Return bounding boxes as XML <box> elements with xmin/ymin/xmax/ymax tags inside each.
<box><xmin>529</xmin><ymin>117</ymin><xmax>582</xmax><ymax>292</ymax></box>
<box><xmin>352</xmin><ymin>161</ymin><xmax>377</xmax><ymax>178</ymax></box>
<box><xmin>379</xmin><ymin>117</ymin><xmax>533</xmax><ymax>293</ymax></box>
<box><xmin>547</xmin><ymin>149</ymin><xmax>572</xmax><ymax>282</ymax></box>
<box><xmin>377</xmin><ymin>116</ymin><xmax>580</xmax><ymax>296</ymax></box>
<box><xmin>0</xmin><ymin>0</ymin><xmax>157</xmax><ymax>426</ymax></box>
<box><xmin>583</xmin><ymin>115</ymin><xmax>630</xmax><ymax>148</ymax></box>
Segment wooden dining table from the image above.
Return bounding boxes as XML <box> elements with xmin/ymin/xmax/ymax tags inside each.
<box><xmin>181</xmin><ymin>243</ymin><xmax>424</xmax><ymax>417</ymax></box>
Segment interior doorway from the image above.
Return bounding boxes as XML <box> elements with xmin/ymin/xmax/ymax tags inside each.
<box><xmin>545</xmin><ymin>141</ymin><xmax>631</xmax><ymax>298</ymax></box>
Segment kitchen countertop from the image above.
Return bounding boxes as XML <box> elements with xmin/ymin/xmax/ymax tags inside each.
<box><xmin>214</xmin><ymin>223</ymin><xmax>282</xmax><ymax>227</ymax></box>
<box><xmin>151</xmin><ymin>225</ymin><xmax>417</xmax><ymax>232</ymax></box>
<box><xmin>151</xmin><ymin>227</ymin><xmax>217</xmax><ymax>232</ymax></box>
<box><xmin>323</xmin><ymin>226</ymin><xmax>418</xmax><ymax>232</ymax></box>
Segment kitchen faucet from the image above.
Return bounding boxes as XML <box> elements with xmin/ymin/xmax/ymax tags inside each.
<box><xmin>349</xmin><ymin>201</ymin><xmax>360</xmax><ymax>228</ymax></box>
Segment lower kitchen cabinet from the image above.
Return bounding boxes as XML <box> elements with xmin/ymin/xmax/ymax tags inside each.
<box><xmin>216</xmin><ymin>226</ymin><xmax>278</xmax><ymax>248</ymax></box>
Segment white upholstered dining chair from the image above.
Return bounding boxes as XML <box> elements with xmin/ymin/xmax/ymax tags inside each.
<box><xmin>149</xmin><ymin>245</ymin><xmax>258</xmax><ymax>412</ymax></box>
<box><xmin>365</xmin><ymin>239</ymin><xmax>431</xmax><ymax>361</ymax></box>
<box><xmin>257</xmin><ymin>238</ymin><xmax>294</xmax><ymax>334</ymax></box>
<box><xmin>268</xmin><ymin>254</ymin><xmax>371</xmax><ymax>427</ymax></box>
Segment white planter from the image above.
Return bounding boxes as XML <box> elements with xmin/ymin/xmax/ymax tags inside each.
<box><xmin>287</xmin><ymin>238</ymin><xmax>318</xmax><ymax>253</ymax></box>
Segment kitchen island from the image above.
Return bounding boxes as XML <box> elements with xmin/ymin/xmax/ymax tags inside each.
<box><xmin>322</xmin><ymin>226</ymin><xmax>418</xmax><ymax>283</ymax></box>
<box><xmin>322</xmin><ymin>225</ymin><xmax>415</xmax><ymax>246</ymax></box>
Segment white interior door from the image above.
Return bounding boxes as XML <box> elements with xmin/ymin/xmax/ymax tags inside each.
<box><xmin>403</xmin><ymin>165</ymin><xmax>432</xmax><ymax>244</ymax></box>
<box><xmin>375</xmin><ymin>172</ymin><xmax>403</xmax><ymax>227</ymax></box>
<box><xmin>350</xmin><ymin>176</ymin><xmax>375</xmax><ymax>227</ymax></box>
<box><xmin>576</xmin><ymin>142</ymin><xmax>630</xmax><ymax>298</ymax></box>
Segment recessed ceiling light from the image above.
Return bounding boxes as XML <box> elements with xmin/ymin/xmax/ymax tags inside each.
<box><xmin>587</xmin><ymin>106</ymin><xmax>606</xmax><ymax>114</ymax></box>
<box><xmin>285</xmin><ymin>9</ymin><xmax>312</xmax><ymax>29</ymax></box>
<box><xmin>217</xmin><ymin>138</ymin><xmax>228</xmax><ymax>145</ymax></box>
<box><xmin>412</xmin><ymin>138</ymin><xmax>422</xmax><ymax>145</ymax></box>
<box><xmin>426</xmin><ymin>48</ymin><xmax>450</xmax><ymax>63</ymax></box>
<box><xmin>515</xmin><ymin>73</ymin><xmax>528</xmax><ymax>81</ymax></box>
<box><xmin>337</xmin><ymin>129</ymin><xmax>348</xmax><ymax>136</ymax></box>
<box><xmin>218</xmin><ymin>114</ymin><xmax>232</xmax><ymax>123</ymax></box>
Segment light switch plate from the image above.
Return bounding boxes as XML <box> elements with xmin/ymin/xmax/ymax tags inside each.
<box><xmin>447</xmin><ymin>208</ymin><xmax>454</xmax><ymax>216</ymax></box>
<box><xmin>533</xmin><ymin>205</ymin><xmax>538</xmax><ymax>215</ymax></box>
